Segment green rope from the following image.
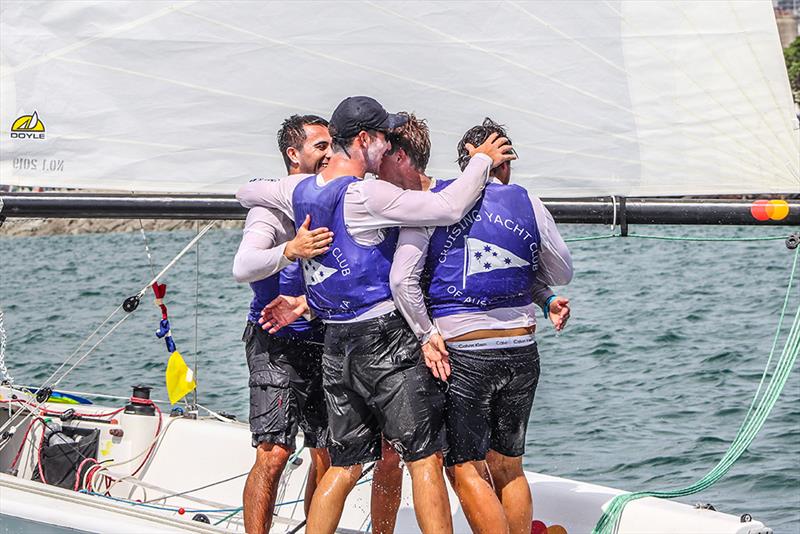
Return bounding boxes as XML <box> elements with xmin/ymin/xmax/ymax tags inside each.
<box><xmin>626</xmin><ymin>233</ymin><xmax>788</xmax><ymax>242</ymax></box>
<box><xmin>564</xmin><ymin>233</ymin><xmax>790</xmax><ymax>243</ymax></box>
<box><xmin>592</xmin><ymin>247</ymin><xmax>800</xmax><ymax>534</ymax></box>
<box><xmin>564</xmin><ymin>234</ymin><xmax>619</xmax><ymax>243</ymax></box>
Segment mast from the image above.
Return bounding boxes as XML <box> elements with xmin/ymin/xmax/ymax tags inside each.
<box><xmin>1</xmin><ymin>193</ymin><xmax>798</xmax><ymax>226</ymax></box>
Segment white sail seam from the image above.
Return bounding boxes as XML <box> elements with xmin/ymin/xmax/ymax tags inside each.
<box><xmin>605</xmin><ymin>0</ymin><xmax>791</xmax><ymax>174</ymax></box>
<box><xmin>366</xmin><ymin>0</ymin><xmax>786</xmax><ymax>184</ymax></box>
<box><xmin>52</xmin><ymin>56</ymin><xmax>315</xmax><ymax>113</ymax></box>
<box><xmin>0</xmin><ymin>2</ymin><xmax>198</xmax><ymax>80</ymax></box>
<box><xmin>679</xmin><ymin>1</ymin><xmax>797</xmax><ymax>166</ymax></box>
<box><xmin>727</xmin><ymin>1</ymin><xmax>800</xmax><ymax>166</ymax></box>
<box><xmin>180</xmin><ymin>7</ymin><xmax>776</xmax><ymax>183</ymax></box>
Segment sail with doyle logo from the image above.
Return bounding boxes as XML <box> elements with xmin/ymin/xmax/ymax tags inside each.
<box><xmin>1</xmin><ymin>1</ymin><xmax>796</xmax><ymax>196</ymax></box>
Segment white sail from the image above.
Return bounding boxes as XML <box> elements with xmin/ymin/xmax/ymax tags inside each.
<box><xmin>0</xmin><ymin>1</ymin><xmax>797</xmax><ymax>196</ymax></box>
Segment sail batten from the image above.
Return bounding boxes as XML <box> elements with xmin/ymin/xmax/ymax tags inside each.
<box><xmin>1</xmin><ymin>1</ymin><xmax>797</xmax><ymax>196</ymax></box>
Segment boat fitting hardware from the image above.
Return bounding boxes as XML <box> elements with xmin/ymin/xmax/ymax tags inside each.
<box><xmin>619</xmin><ymin>196</ymin><xmax>628</xmax><ymax>237</ymax></box>
<box><xmin>192</xmin><ymin>514</ymin><xmax>210</xmax><ymax>524</ymax></box>
<box><xmin>36</xmin><ymin>387</ymin><xmax>52</xmax><ymax>403</ymax></box>
<box><xmin>786</xmin><ymin>233</ymin><xmax>799</xmax><ymax>250</ymax></box>
<box><xmin>741</xmin><ymin>513</ymin><xmax>753</xmax><ymax>522</ymax></box>
<box><xmin>694</xmin><ymin>503</ymin><xmax>716</xmax><ymax>511</ymax></box>
<box><xmin>109</xmin><ymin>428</ymin><xmax>124</xmax><ymax>437</ymax></box>
<box><xmin>216</xmin><ymin>411</ymin><xmax>237</xmax><ymax>421</ymax></box>
<box><xmin>59</xmin><ymin>408</ymin><xmax>76</xmax><ymax>422</ymax></box>
<box><xmin>122</xmin><ymin>295</ymin><xmax>140</xmax><ymax>313</ymax></box>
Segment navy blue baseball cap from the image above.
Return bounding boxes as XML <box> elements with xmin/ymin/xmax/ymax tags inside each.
<box><xmin>329</xmin><ymin>96</ymin><xmax>408</xmax><ymax>139</ymax></box>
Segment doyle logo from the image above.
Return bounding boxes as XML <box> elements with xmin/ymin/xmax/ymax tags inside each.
<box><xmin>10</xmin><ymin>111</ymin><xmax>46</xmax><ymax>139</ymax></box>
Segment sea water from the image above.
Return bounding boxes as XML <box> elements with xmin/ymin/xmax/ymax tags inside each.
<box><xmin>1</xmin><ymin>224</ymin><xmax>798</xmax><ymax>532</ymax></box>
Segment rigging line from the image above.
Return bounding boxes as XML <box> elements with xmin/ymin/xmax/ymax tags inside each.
<box><xmin>141</xmin><ymin>470</ymin><xmax>250</xmax><ymax>504</ymax></box>
<box><xmin>8</xmin><ymin>385</ymin><xmax>171</xmax><ymax>406</ymax></box>
<box><xmin>137</xmin><ymin>219</ymin><xmax>157</xmax><ymax>281</ymax></box>
<box><xmin>676</xmin><ymin>0</ymin><xmax>797</xmax><ymax>164</ymax></box>
<box><xmin>137</xmin><ymin>222</ymin><xmax>215</xmax><ymax>299</ymax></box>
<box><xmin>193</xmin><ymin>220</ymin><xmax>199</xmax><ymax>408</ymax></box>
<box><xmin>0</xmin><ymin>305</ymin><xmax>12</xmax><ymax>384</ymax></box>
<box><xmin>0</xmin><ymin>2</ymin><xmax>198</xmax><ymax>79</ymax></box>
<box><xmin>365</xmin><ymin>1</ymin><xmax>785</xmax><ymax>179</ymax></box>
<box><xmin>51</xmin><ymin>56</ymin><xmax>317</xmax><ymax>114</ymax></box>
<box><xmin>602</xmin><ymin>0</ymin><xmax>793</xmax><ymax>172</ymax></box>
<box><xmin>737</xmin><ymin>246</ymin><xmax>799</xmax><ymax>433</ymax></box>
<box><xmin>0</xmin><ymin>312</ymin><xmax>133</xmax><ymax>442</ymax></box>
<box><xmin>0</xmin><ymin>224</ymin><xmax>216</xmax><ymax>439</ymax></box>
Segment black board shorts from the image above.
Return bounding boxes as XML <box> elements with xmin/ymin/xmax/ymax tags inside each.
<box><xmin>243</xmin><ymin>322</ymin><xmax>328</xmax><ymax>449</ymax></box>
<box><xmin>444</xmin><ymin>341</ymin><xmax>540</xmax><ymax>467</ymax></box>
<box><xmin>322</xmin><ymin>311</ymin><xmax>446</xmax><ymax>467</ymax></box>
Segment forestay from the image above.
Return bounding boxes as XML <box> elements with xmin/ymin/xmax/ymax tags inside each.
<box><xmin>1</xmin><ymin>1</ymin><xmax>797</xmax><ymax>196</ymax></box>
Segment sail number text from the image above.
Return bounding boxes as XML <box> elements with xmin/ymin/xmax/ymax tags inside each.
<box><xmin>13</xmin><ymin>157</ymin><xmax>65</xmax><ymax>172</ymax></box>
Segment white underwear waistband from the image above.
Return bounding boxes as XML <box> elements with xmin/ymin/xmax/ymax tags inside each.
<box><xmin>446</xmin><ymin>333</ymin><xmax>536</xmax><ymax>351</ymax></box>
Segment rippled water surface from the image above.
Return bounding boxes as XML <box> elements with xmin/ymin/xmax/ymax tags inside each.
<box><xmin>1</xmin><ymin>224</ymin><xmax>799</xmax><ymax>531</ymax></box>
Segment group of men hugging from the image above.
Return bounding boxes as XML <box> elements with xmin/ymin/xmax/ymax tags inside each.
<box><xmin>232</xmin><ymin>96</ymin><xmax>573</xmax><ymax>534</ymax></box>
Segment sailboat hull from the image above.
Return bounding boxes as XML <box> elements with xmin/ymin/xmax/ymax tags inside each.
<box><xmin>0</xmin><ymin>387</ymin><xmax>772</xmax><ymax>534</ymax></box>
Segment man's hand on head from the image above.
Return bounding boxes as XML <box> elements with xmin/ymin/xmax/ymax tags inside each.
<box><xmin>259</xmin><ymin>295</ymin><xmax>309</xmax><ymax>334</ymax></box>
<box><xmin>284</xmin><ymin>214</ymin><xmax>334</xmax><ymax>261</ymax></box>
<box><xmin>465</xmin><ymin>132</ymin><xmax>517</xmax><ymax>169</ymax></box>
<box><xmin>548</xmin><ymin>296</ymin><xmax>571</xmax><ymax>332</ymax></box>
<box><xmin>422</xmin><ymin>333</ymin><xmax>451</xmax><ymax>381</ymax></box>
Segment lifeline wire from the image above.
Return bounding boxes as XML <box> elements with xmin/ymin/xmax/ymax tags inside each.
<box><xmin>592</xmin><ymin>246</ymin><xmax>800</xmax><ymax>534</ymax></box>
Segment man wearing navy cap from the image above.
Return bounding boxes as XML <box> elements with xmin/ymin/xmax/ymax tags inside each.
<box><xmin>237</xmin><ymin>96</ymin><xmax>515</xmax><ymax>534</ymax></box>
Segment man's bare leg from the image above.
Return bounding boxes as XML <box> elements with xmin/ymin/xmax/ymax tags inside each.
<box><xmin>405</xmin><ymin>453</ymin><xmax>453</xmax><ymax>534</ymax></box>
<box><xmin>486</xmin><ymin>450</ymin><xmax>531</xmax><ymax>534</ymax></box>
<box><xmin>243</xmin><ymin>442</ymin><xmax>291</xmax><ymax>534</ymax></box>
<box><xmin>304</xmin><ymin>447</ymin><xmax>331</xmax><ymax>516</ymax></box>
<box><xmin>371</xmin><ymin>439</ymin><xmax>404</xmax><ymax>534</ymax></box>
<box><xmin>448</xmin><ymin>459</ymin><xmax>509</xmax><ymax>534</ymax></box>
<box><xmin>306</xmin><ymin>464</ymin><xmax>363</xmax><ymax>534</ymax></box>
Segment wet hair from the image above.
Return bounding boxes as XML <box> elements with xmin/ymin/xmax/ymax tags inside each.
<box><xmin>385</xmin><ymin>112</ymin><xmax>431</xmax><ymax>173</ymax></box>
<box><xmin>277</xmin><ymin>114</ymin><xmax>329</xmax><ymax>171</ymax></box>
<box><xmin>456</xmin><ymin>117</ymin><xmax>511</xmax><ymax>171</ymax></box>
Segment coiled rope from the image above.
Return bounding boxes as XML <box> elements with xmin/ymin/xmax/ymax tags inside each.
<box><xmin>592</xmin><ymin>246</ymin><xmax>800</xmax><ymax>534</ymax></box>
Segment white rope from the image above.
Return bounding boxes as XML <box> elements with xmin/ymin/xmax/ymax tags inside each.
<box><xmin>0</xmin><ymin>305</ymin><xmax>13</xmax><ymax>384</ymax></box>
<box><xmin>137</xmin><ymin>220</ymin><xmax>157</xmax><ymax>280</ymax></box>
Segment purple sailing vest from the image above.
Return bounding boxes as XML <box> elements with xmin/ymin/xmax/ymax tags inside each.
<box><xmin>424</xmin><ymin>180</ymin><xmax>540</xmax><ymax>318</ymax></box>
<box><xmin>248</xmin><ymin>261</ymin><xmax>320</xmax><ymax>340</ymax></box>
<box><xmin>292</xmin><ymin>175</ymin><xmax>398</xmax><ymax>321</ymax></box>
